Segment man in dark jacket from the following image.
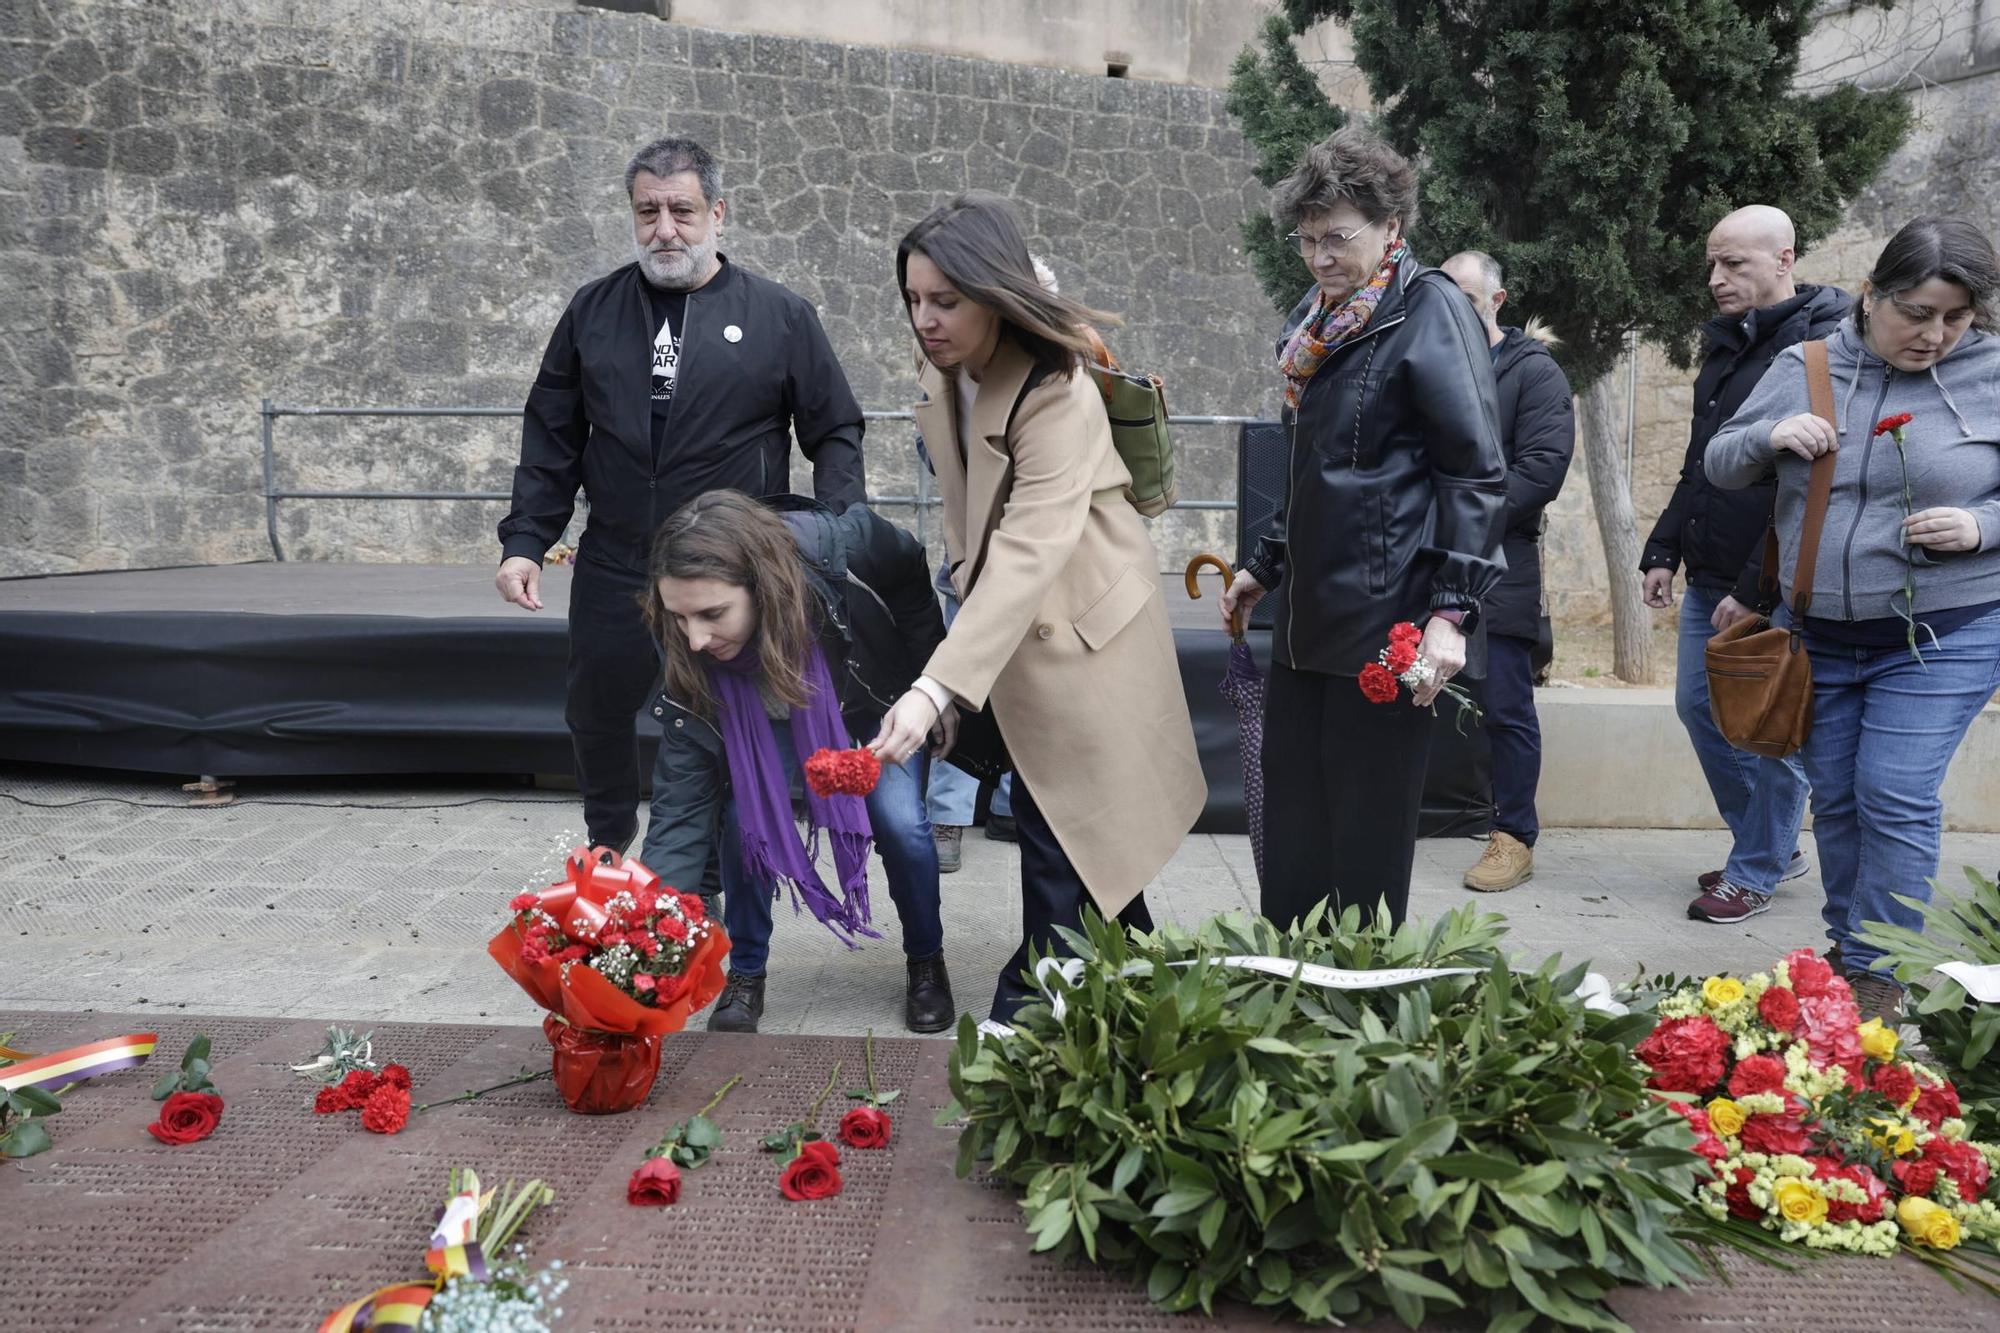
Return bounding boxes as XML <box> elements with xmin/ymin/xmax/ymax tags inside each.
<box><xmin>1441</xmin><ymin>252</ymin><xmax>1575</xmax><ymax>893</ymax></box>
<box><xmin>495</xmin><ymin>137</ymin><xmax>865</xmax><ymax>855</ymax></box>
<box><xmin>1640</xmin><ymin>205</ymin><xmax>1846</xmax><ymax>924</ymax></box>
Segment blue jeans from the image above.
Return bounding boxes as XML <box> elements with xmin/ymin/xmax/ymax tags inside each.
<box><xmin>1800</xmin><ymin>605</ymin><xmax>2000</xmax><ymax>975</ymax></box>
<box><xmin>1676</xmin><ymin>585</ymin><xmax>1810</xmax><ymax>892</ymax></box>
<box><xmin>719</xmin><ymin>724</ymin><xmax>942</xmax><ymax>975</ymax></box>
<box><xmin>924</xmin><ymin>566</ymin><xmax>1011</xmax><ymax>825</ymax></box>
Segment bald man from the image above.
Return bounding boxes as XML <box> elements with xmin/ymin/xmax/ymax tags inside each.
<box><xmin>1640</xmin><ymin>206</ymin><xmax>1848</xmax><ymax>927</ymax></box>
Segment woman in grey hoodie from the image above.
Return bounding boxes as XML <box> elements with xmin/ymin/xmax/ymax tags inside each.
<box><xmin>1705</xmin><ymin>216</ymin><xmax>2000</xmax><ymax>1021</ymax></box>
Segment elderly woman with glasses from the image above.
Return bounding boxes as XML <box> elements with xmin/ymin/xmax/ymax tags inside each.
<box><xmin>1221</xmin><ymin>127</ymin><xmax>1508</xmax><ymax>930</ymax></box>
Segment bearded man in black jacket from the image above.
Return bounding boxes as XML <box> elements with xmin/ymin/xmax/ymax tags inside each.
<box><xmin>1640</xmin><ymin>205</ymin><xmax>1847</xmax><ymax>925</ymax></box>
<box><xmin>496</xmin><ymin>137</ymin><xmax>866</xmax><ymax>857</ymax></box>
<box><xmin>1441</xmin><ymin>252</ymin><xmax>1575</xmax><ymax>894</ymax></box>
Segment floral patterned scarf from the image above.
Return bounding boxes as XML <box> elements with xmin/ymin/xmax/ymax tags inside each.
<box><xmin>1278</xmin><ymin>240</ymin><xmax>1409</xmax><ymax>410</ymax></box>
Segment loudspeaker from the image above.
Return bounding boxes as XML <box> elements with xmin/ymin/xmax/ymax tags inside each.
<box><xmin>1235</xmin><ymin>420</ymin><xmax>1288</xmax><ymax>631</ymax></box>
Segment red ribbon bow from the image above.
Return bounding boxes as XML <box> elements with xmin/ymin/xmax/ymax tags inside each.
<box><xmin>524</xmin><ymin>847</ymin><xmax>662</xmax><ymax>945</ymax></box>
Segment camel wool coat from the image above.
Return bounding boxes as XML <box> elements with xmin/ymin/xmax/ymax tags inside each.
<box><xmin>913</xmin><ymin>337</ymin><xmax>1206</xmax><ymax>919</ymax></box>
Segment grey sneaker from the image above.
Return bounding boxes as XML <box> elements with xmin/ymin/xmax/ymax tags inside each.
<box><xmin>1687</xmin><ymin>878</ymin><xmax>1774</xmax><ymax>923</ymax></box>
<box><xmin>1847</xmin><ymin>971</ymin><xmax>1905</xmax><ymax>1025</ymax></box>
<box><xmin>934</xmin><ymin>824</ymin><xmax>964</xmax><ymax>874</ymax></box>
<box><xmin>1697</xmin><ymin>850</ymin><xmax>1809</xmax><ymax>892</ymax></box>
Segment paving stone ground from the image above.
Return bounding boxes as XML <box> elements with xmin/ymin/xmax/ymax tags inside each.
<box><xmin>6</xmin><ymin>762</ymin><xmax>1997</xmax><ymax>1033</ymax></box>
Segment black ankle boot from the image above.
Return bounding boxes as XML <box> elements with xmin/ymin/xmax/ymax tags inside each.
<box><xmin>708</xmin><ymin>971</ymin><xmax>765</xmax><ymax>1033</ymax></box>
<box><xmin>905</xmin><ymin>953</ymin><xmax>956</xmax><ymax>1034</ymax></box>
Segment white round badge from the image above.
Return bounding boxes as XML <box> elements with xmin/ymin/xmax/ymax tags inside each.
<box><xmin>723</xmin><ymin>324</ymin><xmax>743</xmax><ymax>343</ymax></box>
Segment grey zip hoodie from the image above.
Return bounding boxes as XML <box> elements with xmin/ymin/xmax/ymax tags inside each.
<box><xmin>1704</xmin><ymin>319</ymin><xmax>2000</xmax><ymax>622</ymax></box>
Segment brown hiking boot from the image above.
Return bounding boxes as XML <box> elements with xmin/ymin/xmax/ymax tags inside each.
<box><xmin>1464</xmin><ymin>832</ymin><xmax>1533</xmax><ymax>892</ymax></box>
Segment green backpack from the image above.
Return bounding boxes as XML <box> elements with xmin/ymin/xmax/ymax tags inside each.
<box><xmin>1085</xmin><ymin>328</ymin><xmax>1178</xmax><ymax>518</ymax></box>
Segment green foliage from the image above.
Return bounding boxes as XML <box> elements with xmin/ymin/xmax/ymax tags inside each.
<box><xmin>0</xmin><ymin>1074</ymin><xmax>63</xmax><ymax>1160</ymax></box>
<box><xmin>1858</xmin><ymin>867</ymin><xmax>2000</xmax><ymax>1138</ymax></box>
<box><xmin>152</xmin><ymin>1033</ymin><xmax>218</xmax><ymax>1100</ymax></box>
<box><xmin>946</xmin><ymin>905</ymin><xmax>1713</xmax><ymax>1329</ymax></box>
<box><xmin>1224</xmin><ymin>15</ymin><xmax>1349</xmax><ymax>316</ymax></box>
<box><xmin>291</xmin><ymin>1025</ymin><xmax>377</xmax><ymax>1084</ymax></box>
<box><xmin>1229</xmin><ymin>1</ymin><xmax>1912</xmax><ymax>386</ymax></box>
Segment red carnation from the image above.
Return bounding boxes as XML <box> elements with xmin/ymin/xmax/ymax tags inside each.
<box><xmin>149</xmin><ymin>1091</ymin><xmax>224</xmax><ymax>1145</ymax></box>
<box><xmin>1814</xmin><ymin>1159</ymin><xmax>1889</xmax><ymax>1224</ymax></box>
<box><xmin>509</xmin><ymin>892</ymin><xmax>539</xmax><ymax>912</ymax></box>
<box><xmin>1357</xmin><ymin>663</ymin><xmax>1400</xmax><ymax>704</ymax></box>
<box><xmin>1910</xmin><ymin>1079</ymin><xmax>1961</xmax><ymax>1131</ymax></box>
<box><xmin>1389</xmin><ymin>621</ymin><xmax>1423</xmax><ymax>648</ymax></box>
<box><xmin>804</xmin><ymin>747</ymin><xmax>882</xmax><ymax>798</ymax></box>
<box><xmin>314</xmin><ymin>1085</ymin><xmax>346</xmax><ymax>1114</ymax></box>
<box><xmin>628</xmin><ymin>1157</ymin><xmax>682</xmax><ymax>1206</ymax></box>
<box><xmin>659</xmin><ymin>916</ymin><xmax>689</xmax><ymax>944</ymax></box>
<box><xmin>1871</xmin><ymin>412</ymin><xmax>1914</xmax><ymax>438</ymax></box>
<box><xmin>838</xmin><ymin>1106</ymin><xmax>893</xmax><ymax>1150</ymax></box>
<box><xmin>1871</xmin><ymin>1063</ymin><xmax>1918</xmax><ymax>1109</ymax></box>
<box><xmin>331</xmin><ymin>1069</ymin><xmax>379</xmax><ymax>1109</ymax></box>
<box><xmin>779</xmin><ymin>1140</ymin><xmax>844</xmax><ymax>1201</ymax></box>
<box><xmin>360</xmin><ymin>1083</ymin><xmax>411</xmax><ymax>1135</ymax></box>
<box><xmin>1634</xmin><ymin>1015</ymin><xmax>1732</xmax><ymax>1095</ymax></box>
<box><xmin>1756</xmin><ymin>985</ymin><xmax>1802</xmax><ymax>1033</ymax></box>
<box><xmin>1384</xmin><ymin>640</ymin><xmax>1419</xmax><ymax>675</ymax></box>
<box><xmin>1727</xmin><ymin>1053</ymin><xmax>1789</xmax><ymax>1099</ymax></box>
<box><xmin>378</xmin><ymin>1063</ymin><xmax>411</xmax><ymax>1092</ymax></box>
<box><xmin>680</xmin><ymin>893</ymin><xmax>706</xmax><ymax>922</ymax></box>
<box><xmin>1739</xmin><ymin>1111</ymin><xmax>1814</xmax><ymax>1157</ymax></box>
<box><xmin>1725</xmin><ymin>1165</ymin><xmax>1761</xmax><ymax>1220</ymax></box>
<box><xmin>1923</xmin><ymin>1135</ymin><xmax>1990</xmax><ymax>1201</ymax></box>
<box><xmin>1786</xmin><ymin>949</ymin><xmax>1835</xmax><ymax>998</ymax></box>
<box><xmin>1894</xmin><ymin>1157</ymin><xmax>1940</xmax><ymax>1198</ymax></box>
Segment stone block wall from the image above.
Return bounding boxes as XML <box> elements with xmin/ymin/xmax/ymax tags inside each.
<box><xmin>0</xmin><ymin>0</ymin><xmax>1284</xmax><ymax>577</ymax></box>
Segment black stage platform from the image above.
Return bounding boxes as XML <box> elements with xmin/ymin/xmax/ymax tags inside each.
<box><xmin>0</xmin><ymin>562</ymin><xmax>1489</xmax><ymax>836</ymax></box>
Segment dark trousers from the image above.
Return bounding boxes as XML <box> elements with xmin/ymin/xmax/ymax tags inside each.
<box><xmin>1259</xmin><ymin>660</ymin><xmax>1434</xmax><ymax>929</ymax></box>
<box><xmin>989</xmin><ymin>774</ymin><xmax>1153</xmax><ymax>1023</ymax></box>
<box><xmin>564</xmin><ymin>558</ymin><xmax>661</xmax><ymax>852</ymax></box>
<box><xmin>1483</xmin><ymin>633</ymin><xmax>1541</xmax><ymax>847</ymax></box>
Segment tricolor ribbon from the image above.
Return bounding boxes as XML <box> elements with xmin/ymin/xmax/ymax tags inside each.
<box><xmin>0</xmin><ymin>1033</ymin><xmax>157</xmax><ymax>1093</ymax></box>
<box><xmin>520</xmin><ymin>845</ymin><xmax>663</xmax><ymax>945</ymax></box>
<box><xmin>319</xmin><ymin>1172</ymin><xmax>492</xmax><ymax>1332</ymax></box>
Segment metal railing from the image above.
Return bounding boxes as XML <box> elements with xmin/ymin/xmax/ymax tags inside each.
<box><xmin>258</xmin><ymin>400</ymin><xmax>1264</xmax><ymax>560</ymax></box>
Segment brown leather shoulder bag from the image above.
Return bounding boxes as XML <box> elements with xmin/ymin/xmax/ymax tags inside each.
<box><xmin>1703</xmin><ymin>340</ymin><xmax>1837</xmax><ymax>758</ymax></box>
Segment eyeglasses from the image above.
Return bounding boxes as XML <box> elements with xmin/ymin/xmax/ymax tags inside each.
<box><xmin>1286</xmin><ymin>226</ymin><xmax>1370</xmax><ymax>259</ymax></box>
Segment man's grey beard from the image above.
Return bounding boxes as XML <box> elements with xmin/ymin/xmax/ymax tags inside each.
<box><xmin>636</xmin><ymin>235</ymin><xmax>717</xmax><ymax>290</ymax></box>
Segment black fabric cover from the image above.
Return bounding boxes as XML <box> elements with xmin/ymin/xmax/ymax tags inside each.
<box><xmin>0</xmin><ymin>611</ymin><xmax>1490</xmax><ymax>839</ymax></box>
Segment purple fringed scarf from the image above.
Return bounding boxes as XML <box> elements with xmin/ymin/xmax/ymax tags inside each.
<box><xmin>707</xmin><ymin>642</ymin><xmax>878</xmax><ymax>947</ymax></box>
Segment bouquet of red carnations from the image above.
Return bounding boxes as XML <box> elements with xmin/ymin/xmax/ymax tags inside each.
<box><xmin>1637</xmin><ymin>948</ymin><xmax>2000</xmax><ymax>1258</ymax></box>
<box><xmin>488</xmin><ymin>847</ymin><xmax>728</xmax><ymax>1114</ymax></box>
<box><xmin>1358</xmin><ymin>620</ymin><xmax>1481</xmax><ymax>730</ymax></box>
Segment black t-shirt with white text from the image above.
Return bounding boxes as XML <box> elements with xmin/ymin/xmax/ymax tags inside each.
<box><xmin>643</xmin><ymin>282</ymin><xmax>687</xmax><ymax>465</ymax></box>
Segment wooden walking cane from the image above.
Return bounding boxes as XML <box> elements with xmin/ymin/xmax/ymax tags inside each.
<box><xmin>1185</xmin><ymin>553</ymin><xmax>1245</xmax><ymax>640</ymax></box>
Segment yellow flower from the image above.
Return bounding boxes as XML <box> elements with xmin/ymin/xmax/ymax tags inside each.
<box><xmin>1774</xmin><ymin>1178</ymin><xmax>1828</xmax><ymax>1226</ymax></box>
<box><xmin>1707</xmin><ymin>1097</ymin><xmax>1747</xmax><ymax>1137</ymax></box>
<box><xmin>1897</xmin><ymin>1196</ymin><xmax>1962</xmax><ymax>1250</ymax></box>
<box><xmin>1857</xmin><ymin>1017</ymin><xmax>1900</xmax><ymax>1061</ymax></box>
<box><xmin>1867</xmin><ymin>1116</ymin><xmax>1917</xmax><ymax>1156</ymax></box>
<box><xmin>1702</xmin><ymin>975</ymin><xmax>1747</xmax><ymax>1008</ymax></box>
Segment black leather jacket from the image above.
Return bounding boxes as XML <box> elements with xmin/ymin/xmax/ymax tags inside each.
<box><xmin>641</xmin><ymin>498</ymin><xmax>943</xmax><ymax>896</ymax></box>
<box><xmin>1244</xmin><ymin>255</ymin><xmax>1507</xmax><ymax>676</ymax></box>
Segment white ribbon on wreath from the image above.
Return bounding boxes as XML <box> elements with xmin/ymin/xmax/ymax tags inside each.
<box><xmin>1936</xmin><ymin>961</ymin><xmax>2000</xmax><ymax>1004</ymax></box>
<box><xmin>976</xmin><ymin>954</ymin><xmax>1628</xmax><ymax>1039</ymax></box>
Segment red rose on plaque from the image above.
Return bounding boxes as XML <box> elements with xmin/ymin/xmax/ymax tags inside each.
<box><xmin>838</xmin><ymin>1106</ymin><xmax>893</xmax><ymax>1150</ymax></box>
<box><xmin>149</xmin><ymin>1091</ymin><xmax>225</xmax><ymax>1145</ymax></box>
<box><xmin>627</xmin><ymin>1157</ymin><xmax>683</xmax><ymax>1206</ymax></box>
<box><xmin>779</xmin><ymin>1140</ymin><xmax>844</xmax><ymax>1200</ymax></box>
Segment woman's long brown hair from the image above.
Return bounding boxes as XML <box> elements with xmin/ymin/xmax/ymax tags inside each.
<box><xmin>897</xmin><ymin>192</ymin><xmax>1120</xmax><ymax>376</ymax></box>
<box><xmin>642</xmin><ymin>491</ymin><xmax>816</xmax><ymax>721</ymax></box>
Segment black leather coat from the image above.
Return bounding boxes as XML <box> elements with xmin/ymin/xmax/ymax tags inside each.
<box><xmin>1243</xmin><ymin>255</ymin><xmax>1507</xmax><ymax>676</ymax></box>
<box><xmin>1641</xmin><ymin>283</ymin><xmax>1849</xmax><ymax>604</ymax></box>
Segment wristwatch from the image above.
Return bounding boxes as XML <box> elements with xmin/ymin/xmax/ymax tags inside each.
<box><xmin>1432</xmin><ymin>605</ymin><xmax>1480</xmax><ymax>635</ymax></box>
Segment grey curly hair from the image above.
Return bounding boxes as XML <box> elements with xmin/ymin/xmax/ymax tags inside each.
<box><xmin>1270</xmin><ymin>126</ymin><xmax>1419</xmax><ymax>235</ymax></box>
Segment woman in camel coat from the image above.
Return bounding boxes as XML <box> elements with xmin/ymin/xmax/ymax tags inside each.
<box><xmin>870</xmin><ymin>193</ymin><xmax>1206</xmax><ymax>1021</ymax></box>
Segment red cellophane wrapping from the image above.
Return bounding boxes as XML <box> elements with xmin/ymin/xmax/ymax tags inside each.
<box><xmin>487</xmin><ymin>846</ymin><xmax>730</xmax><ymax>1114</ymax></box>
